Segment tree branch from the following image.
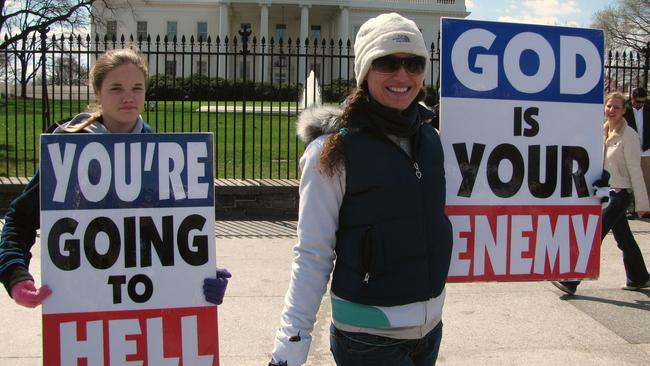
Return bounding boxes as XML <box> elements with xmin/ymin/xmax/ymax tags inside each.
<box><xmin>592</xmin><ymin>0</ymin><xmax>650</xmax><ymax>52</ymax></box>
<box><xmin>1</xmin><ymin>0</ymin><xmax>96</xmax><ymax>49</ymax></box>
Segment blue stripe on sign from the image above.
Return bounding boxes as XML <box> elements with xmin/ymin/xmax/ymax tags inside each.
<box><xmin>40</xmin><ymin>133</ymin><xmax>215</xmax><ymax>211</ymax></box>
<box><xmin>441</xmin><ymin>18</ymin><xmax>604</xmax><ymax>104</ymax></box>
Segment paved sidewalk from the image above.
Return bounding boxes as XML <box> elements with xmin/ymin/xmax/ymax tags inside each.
<box><xmin>1</xmin><ymin>219</ymin><xmax>649</xmax><ymax>365</ymax></box>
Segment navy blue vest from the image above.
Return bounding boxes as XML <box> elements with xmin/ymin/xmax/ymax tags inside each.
<box><xmin>331</xmin><ymin>123</ymin><xmax>453</xmax><ymax>306</ymax></box>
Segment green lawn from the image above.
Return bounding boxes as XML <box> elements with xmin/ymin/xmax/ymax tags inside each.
<box><xmin>0</xmin><ymin>99</ymin><xmax>305</xmax><ymax>179</ymax></box>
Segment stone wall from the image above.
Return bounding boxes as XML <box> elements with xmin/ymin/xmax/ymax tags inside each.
<box><xmin>214</xmin><ymin>179</ymin><xmax>299</xmax><ymax>219</ymax></box>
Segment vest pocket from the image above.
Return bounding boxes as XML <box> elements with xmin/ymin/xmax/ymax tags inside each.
<box><xmin>334</xmin><ymin>217</ymin><xmax>430</xmax><ymax>305</ymax></box>
<box><xmin>335</xmin><ymin>225</ymin><xmax>377</xmax><ymax>285</ymax></box>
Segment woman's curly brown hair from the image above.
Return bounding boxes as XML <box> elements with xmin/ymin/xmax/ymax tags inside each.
<box><xmin>318</xmin><ymin>86</ymin><xmax>369</xmax><ymax>176</ymax></box>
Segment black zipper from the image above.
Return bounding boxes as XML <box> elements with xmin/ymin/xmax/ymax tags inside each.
<box><xmin>378</xmin><ymin>127</ymin><xmax>424</xmax><ymax>180</ymax></box>
<box><xmin>361</xmin><ymin>226</ymin><xmax>373</xmax><ymax>284</ymax></box>
<box><xmin>383</xmin><ymin>126</ymin><xmax>433</xmax><ymax>294</ymax></box>
<box><xmin>359</xmin><ymin>126</ymin><xmax>426</xmax><ymax>285</ymax></box>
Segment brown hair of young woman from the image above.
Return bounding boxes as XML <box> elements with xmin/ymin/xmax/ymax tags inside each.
<box><xmin>64</xmin><ymin>47</ymin><xmax>148</xmax><ymax>132</ymax></box>
<box><xmin>318</xmin><ymin>83</ymin><xmax>425</xmax><ymax>176</ymax></box>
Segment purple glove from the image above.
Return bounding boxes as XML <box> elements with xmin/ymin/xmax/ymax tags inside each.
<box><xmin>203</xmin><ymin>268</ymin><xmax>231</xmax><ymax>305</ymax></box>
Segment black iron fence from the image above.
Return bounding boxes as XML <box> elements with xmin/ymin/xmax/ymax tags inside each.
<box><xmin>1</xmin><ymin>31</ymin><xmax>648</xmax><ymax>179</ymax></box>
<box><xmin>604</xmin><ymin>48</ymin><xmax>650</xmax><ymax>95</ymax></box>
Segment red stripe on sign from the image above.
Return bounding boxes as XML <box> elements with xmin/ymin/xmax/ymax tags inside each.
<box><xmin>445</xmin><ymin>205</ymin><xmax>601</xmax><ymax>282</ymax></box>
<box><xmin>43</xmin><ymin>306</ymin><xmax>219</xmax><ymax>366</ymax></box>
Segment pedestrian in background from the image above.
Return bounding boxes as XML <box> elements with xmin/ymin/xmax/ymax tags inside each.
<box><xmin>270</xmin><ymin>13</ymin><xmax>452</xmax><ymax>366</ymax></box>
<box><xmin>553</xmin><ymin>91</ymin><xmax>650</xmax><ymax>295</ymax></box>
<box><xmin>624</xmin><ymin>87</ymin><xmax>650</xmax><ymax>219</ymax></box>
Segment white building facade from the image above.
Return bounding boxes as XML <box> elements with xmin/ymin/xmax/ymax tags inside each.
<box><xmin>92</xmin><ymin>0</ymin><xmax>469</xmax><ymax>84</ymax></box>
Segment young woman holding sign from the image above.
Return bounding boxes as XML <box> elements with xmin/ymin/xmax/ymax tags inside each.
<box><xmin>0</xmin><ymin>48</ymin><xmax>230</xmax><ymax>308</ymax></box>
<box><xmin>269</xmin><ymin>13</ymin><xmax>452</xmax><ymax>366</ymax></box>
<box><xmin>553</xmin><ymin>91</ymin><xmax>650</xmax><ymax>295</ymax></box>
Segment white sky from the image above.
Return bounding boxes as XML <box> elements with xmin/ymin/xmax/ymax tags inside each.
<box><xmin>466</xmin><ymin>0</ymin><xmax>616</xmax><ymax>28</ymax></box>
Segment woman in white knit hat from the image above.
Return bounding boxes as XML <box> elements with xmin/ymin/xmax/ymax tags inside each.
<box><xmin>270</xmin><ymin>13</ymin><xmax>452</xmax><ymax>366</ymax></box>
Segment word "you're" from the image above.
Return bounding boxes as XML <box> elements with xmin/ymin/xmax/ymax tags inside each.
<box><xmin>45</xmin><ymin>140</ymin><xmax>211</xmax><ymax>203</ymax></box>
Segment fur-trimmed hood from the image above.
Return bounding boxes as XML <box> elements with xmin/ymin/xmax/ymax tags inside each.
<box><xmin>296</xmin><ymin>102</ymin><xmax>436</xmax><ymax>145</ymax></box>
<box><xmin>296</xmin><ymin>105</ymin><xmax>344</xmax><ymax>144</ymax></box>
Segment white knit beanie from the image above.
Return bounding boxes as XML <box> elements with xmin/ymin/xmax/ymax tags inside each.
<box><xmin>354</xmin><ymin>13</ymin><xmax>429</xmax><ymax>87</ymax></box>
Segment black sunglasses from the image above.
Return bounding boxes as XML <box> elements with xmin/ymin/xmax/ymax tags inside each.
<box><xmin>371</xmin><ymin>55</ymin><xmax>426</xmax><ymax>75</ymax></box>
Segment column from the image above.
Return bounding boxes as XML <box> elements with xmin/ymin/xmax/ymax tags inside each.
<box><xmin>299</xmin><ymin>4</ymin><xmax>310</xmax><ymax>84</ymax></box>
<box><xmin>338</xmin><ymin>6</ymin><xmax>349</xmax><ymax>81</ymax></box>
<box><xmin>218</xmin><ymin>2</ymin><xmax>231</xmax><ymax>78</ymax></box>
<box><xmin>259</xmin><ymin>3</ymin><xmax>269</xmax><ymax>82</ymax></box>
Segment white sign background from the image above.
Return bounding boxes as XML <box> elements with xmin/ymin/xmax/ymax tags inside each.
<box><xmin>443</xmin><ymin>99</ymin><xmax>602</xmax><ymax>205</ymax></box>
<box><xmin>440</xmin><ymin>19</ymin><xmax>604</xmax><ymax>281</ymax></box>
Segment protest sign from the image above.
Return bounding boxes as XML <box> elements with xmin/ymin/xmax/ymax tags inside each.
<box><xmin>40</xmin><ymin>133</ymin><xmax>218</xmax><ymax>365</ymax></box>
<box><xmin>440</xmin><ymin>19</ymin><xmax>604</xmax><ymax>282</ymax></box>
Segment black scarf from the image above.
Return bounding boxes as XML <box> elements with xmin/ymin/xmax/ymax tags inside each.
<box><xmin>352</xmin><ymin>98</ymin><xmax>422</xmax><ymax>138</ymax></box>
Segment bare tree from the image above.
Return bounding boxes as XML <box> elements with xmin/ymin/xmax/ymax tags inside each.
<box><xmin>51</xmin><ymin>53</ymin><xmax>89</xmax><ymax>85</ymax></box>
<box><xmin>0</xmin><ymin>0</ymin><xmax>112</xmax><ymax>50</ymax></box>
<box><xmin>0</xmin><ymin>1</ymin><xmax>127</xmax><ymax>97</ymax></box>
<box><xmin>592</xmin><ymin>0</ymin><xmax>650</xmax><ymax>52</ymax></box>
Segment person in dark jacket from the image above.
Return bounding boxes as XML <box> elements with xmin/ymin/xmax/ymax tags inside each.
<box><xmin>270</xmin><ymin>13</ymin><xmax>452</xmax><ymax>366</ymax></box>
<box><xmin>624</xmin><ymin>87</ymin><xmax>650</xmax><ymax>218</ymax></box>
<box><xmin>624</xmin><ymin>87</ymin><xmax>650</xmax><ymax>149</ymax></box>
<box><xmin>0</xmin><ymin>48</ymin><xmax>230</xmax><ymax>308</ymax></box>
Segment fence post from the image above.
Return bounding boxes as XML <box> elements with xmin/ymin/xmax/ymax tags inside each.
<box><xmin>239</xmin><ymin>27</ymin><xmax>252</xmax><ymax>179</ymax></box>
<box><xmin>40</xmin><ymin>28</ymin><xmax>50</xmax><ymax>130</ymax></box>
<box><xmin>644</xmin><ymin>41</ymin><xmax>650</xmax><ymax>90</ymax></box>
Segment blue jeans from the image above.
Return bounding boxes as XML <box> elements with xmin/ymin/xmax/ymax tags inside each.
<box><xmin>330</xmin><ymin>321</ymin><xmax>443</xmax><ymax>366</ymax></box>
